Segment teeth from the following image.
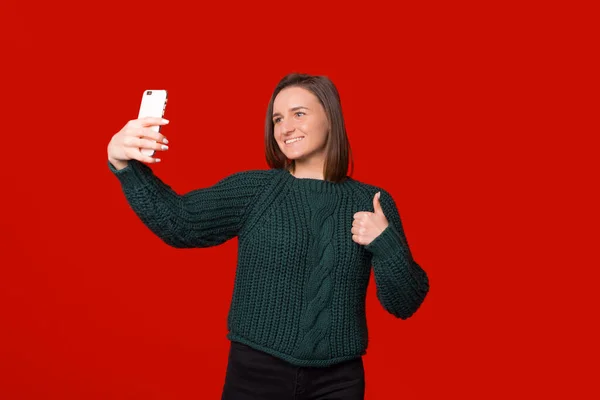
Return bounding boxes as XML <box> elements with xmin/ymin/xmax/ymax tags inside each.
<box><xmin>285</xmin><ymin>137</ymin><xmax>304</xmax><ymax>144</ymax></box>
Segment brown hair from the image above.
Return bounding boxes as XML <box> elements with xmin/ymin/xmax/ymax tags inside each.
<box><xmin>264</xmin><ymin>73</ymin><xmax>354</xmax><ymax>183</ymax></box>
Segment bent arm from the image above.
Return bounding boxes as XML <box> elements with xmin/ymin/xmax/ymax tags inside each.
<box><xmin>365</xmin><ymin>189</ymin><xmax>430</xmax><ymax>319</ymax></box>
<box><xmin>108</xmin><ymin>160</ymin><xmax>267</xmax><ymax>248</ymax></box>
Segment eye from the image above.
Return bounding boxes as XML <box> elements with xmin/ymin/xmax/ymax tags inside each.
<box><xmin>295</xmin><ymin>112</ymin><xmax>305</xmax><ymax>117</ymax></box>
<box><xmin>273</xmin><ymin>117</ymin><xmax>281</xmax><ymax>124</ymax></box>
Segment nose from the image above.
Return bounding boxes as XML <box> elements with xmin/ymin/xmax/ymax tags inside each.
<box><xmin>281</xmin><ymin>119</ymin><xmax>295</xmax><ymax>135</ymax></box>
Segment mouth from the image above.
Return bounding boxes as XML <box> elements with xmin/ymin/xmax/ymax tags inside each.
<box><xmin>284</xmin><ymin>136</ymin><xmax>305</xmax><ymax>145</ymax></box>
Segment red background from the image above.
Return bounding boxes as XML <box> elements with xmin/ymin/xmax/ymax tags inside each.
<box><xmin>1</xmin><ymin>0</ymin><xmax>597</xmax><ymax>398</ymax></box>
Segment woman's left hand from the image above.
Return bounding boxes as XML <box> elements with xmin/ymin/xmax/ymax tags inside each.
<box><xmin>351</xmin><ymin>192</ymin><xmax>389</xmax><ymax>246</ymax></box>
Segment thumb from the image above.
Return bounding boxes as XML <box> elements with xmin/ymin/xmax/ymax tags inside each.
<box><xmin>373</xmin><ymin>191</ymin><xmax>384</xmax><ymax>215</ymax></box>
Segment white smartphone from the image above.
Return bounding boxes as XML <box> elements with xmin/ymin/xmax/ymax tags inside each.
<box><xmin>138</xmin><ymin>90</ymin><xmax>168</xmax><ymax>156</ymax></box>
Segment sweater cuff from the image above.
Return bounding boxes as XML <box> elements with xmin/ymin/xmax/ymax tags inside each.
<box><xmin>365</xmin><ymin>223</ymin><xmax>405</xmax><ymax>260</ymax></box>
<box><xmin>107</xmin><ymin>159</ymin><xmax>153</xmax><ymax>188</ymax></box>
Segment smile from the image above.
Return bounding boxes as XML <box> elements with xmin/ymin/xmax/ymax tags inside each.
<box><xmin>285</xmin><ymin>137</ymin><xmax>305</xmax><ymax>145</ymax></box>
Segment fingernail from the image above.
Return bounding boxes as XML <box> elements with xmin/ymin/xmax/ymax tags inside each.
<box><xmin>155</xmin><ymin>158</ymin><xmax>161</xmax><ymax>162</ymax></box>
<box><xmin>162</xmin><ymin>119</ymin><xmax>169</xmax><ymax>124</ymax></box>
<box><xmin>161</xmin><ymin>145</ymin><xmax>169</xmax><ymax>150</ymax></box>
<box><xmin>163</xmin><ymin>138</ymin><xmax>169</xmax><ymax>144</ymax></box>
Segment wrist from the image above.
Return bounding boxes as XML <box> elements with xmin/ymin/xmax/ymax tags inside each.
<box><xmin>108</xmin><ymin>157</ymin><xmax>129</xmax><ymax>170</ymax></box>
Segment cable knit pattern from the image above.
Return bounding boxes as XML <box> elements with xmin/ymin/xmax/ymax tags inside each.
<box><xmin>108</xmin><ymin>160</ymin><xmax>430</xmax><ymax>367</ymax></box>
<box><xmin>292</xmin><ymin>194</ymin><xmax>338</xmax><ymax>360</ymax></box>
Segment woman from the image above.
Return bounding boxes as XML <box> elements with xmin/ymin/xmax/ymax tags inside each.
<box><xmin>107</xmin><ymin>73</ymin><xmax>430</xmax><ymax>399</ymax></box>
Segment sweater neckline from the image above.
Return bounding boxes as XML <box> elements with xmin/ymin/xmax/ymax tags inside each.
<box><xmin>280</xmin><ymin>169</ymin><xmax>355</xmax><ymax>194</ymax></box>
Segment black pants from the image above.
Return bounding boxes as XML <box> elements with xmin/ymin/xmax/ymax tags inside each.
<box><xmin>221</xmin><ymin>341</ymin><xmax>365</xmax><ymax>400</ymax></box>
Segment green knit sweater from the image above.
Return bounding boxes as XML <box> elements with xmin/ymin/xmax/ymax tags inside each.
<box><xmin>108</xmin><ymin>160</ymin><xmax>429</xmax><ymax>367</ymax></box>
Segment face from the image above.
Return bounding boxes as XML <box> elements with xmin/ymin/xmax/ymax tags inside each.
<box><xmin>272</xmin><ymin>86</ymin><xmax>330</xmax><ymax>164</ymax></box>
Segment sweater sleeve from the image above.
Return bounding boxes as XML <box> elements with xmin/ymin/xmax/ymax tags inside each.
<box><xmin>364</xmin><ymin>189</ymin><xmax>430</xmax><ymax>319</ymax></box>
<box><xmin>108</xmin><ymin>159</ymin><xmax>270</xmax><ymax>248</ymax></box>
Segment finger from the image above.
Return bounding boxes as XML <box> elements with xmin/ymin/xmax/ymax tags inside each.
<box><xmin>140</xmin><ymin>127</ymin><xmax>169</xmax><ymax>144</ymax></box>
<box><xmin>133</xmin><ymin>135</ymin><xmax>169</xmax><ymax>151</ymax></box>
<box><xmin>134</xmin><ymin>152</ymin><xmax>162</xmax><ymax>164</ymax></box>
<box><xmin>354</xmin><ymin>211</ymin><xmax>369</xmax><ymax>220</ymax></box>
<box><xmin>121</xmin><ymin>126</ymin><xmax>167</xmax><ymax>145</ymax></box>
<box><xmin>373</xmin><ymin>192</ymin><xmax>383</xmax><ymax>214</ymax></box>
<box><xmin>145</xmin><ymin>156</ymin><xmax>162</xmax><ymax>163</ymax></box>
<box><xmin>133</xmin><ymin>137</ymin><xmax>169</xmax><ymax>151</ymax></box>
<box><xmin>122</xmin><ymin>124</ymin><xmax>168</xmax><ymax>144</ymax></box>
<box><xmin>123</xmin><ymin>135</ymin><xmax>160</xmax><ymax>149</ymax></box>
<box><xmin>124</xmin><ymin>146</ymin><xmax>163</xmax><ymax>163</ymax></box>
<box><xmin>139</xmin><ymin>117</ymin><xmax>169</xmax><ymax>127</ymax></box>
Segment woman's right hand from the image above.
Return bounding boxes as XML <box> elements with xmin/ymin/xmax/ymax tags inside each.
<box><xmin>107</xmin><ymin>117</ymin><xmax>170</xmax><ymax>170</ymax></box>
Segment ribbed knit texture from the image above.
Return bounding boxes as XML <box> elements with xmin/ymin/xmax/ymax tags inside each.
<box><xmin>108</xmin><ymin>159</ymin><xmax>429</xmax><ymax>367</ymax></box>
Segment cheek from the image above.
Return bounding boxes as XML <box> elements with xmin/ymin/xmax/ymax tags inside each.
<box><xmin>300</xmin><ymin>121</ymin><xmax>316</xmax><ymax>135</ymax></box>
<box><xmin>310</xmin><ymin>121</ymin><xmax>328</xmax><ymax>141</ymax></box>
<box><xmin>311</xmin><ymin>117</ymin><xmax>328</xmax><ymax>136</ymax></box>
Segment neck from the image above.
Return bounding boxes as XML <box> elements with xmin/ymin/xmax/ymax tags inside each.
<box><xmin>289</xmin><ymin>158</ymin><xmax>325</xmax><ymax>180</ymax></box>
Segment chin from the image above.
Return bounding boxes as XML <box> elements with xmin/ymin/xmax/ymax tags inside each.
<box><xmin>284</xmin><ymin>153</ymin><xmax>305</xmax><ymax>160</ymax></box>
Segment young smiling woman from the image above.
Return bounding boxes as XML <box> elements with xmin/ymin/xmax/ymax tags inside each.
<box><xmin>272</xmin><ymin>86</ymin><xmax>331</xmax><ymax>180</ymax></box>
<box><xmin>107</xmin><ymin>73</ymin><xmax>430</xmax><ymax>400</ymax></box>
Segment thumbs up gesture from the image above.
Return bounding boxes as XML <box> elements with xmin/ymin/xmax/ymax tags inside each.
<box><xmin>351</xmin><ymin>191</ymin><xmax>390</xmax><ymax>246</ymax></box>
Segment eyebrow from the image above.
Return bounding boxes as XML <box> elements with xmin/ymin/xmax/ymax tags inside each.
<box><xmin>272</xmin><ymin>106</ymin><xmax>310</xmax><ymax>118</ymax></box>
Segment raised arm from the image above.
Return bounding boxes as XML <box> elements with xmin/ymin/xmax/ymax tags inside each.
<box><xmin>108</xmin><ymin>159</ymin><xmax>270</xmax><ymax>248</ymax></box>
<box><xmin>365</xmin><ymin>189</ymin><xmax>430</xmax><ymax>319</ymax></box>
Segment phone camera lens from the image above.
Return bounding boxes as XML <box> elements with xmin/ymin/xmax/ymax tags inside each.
<box><xmin>147</xmin><ymin>90</ymin><xmax>152</xmax><ymax>95</ymax></box>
